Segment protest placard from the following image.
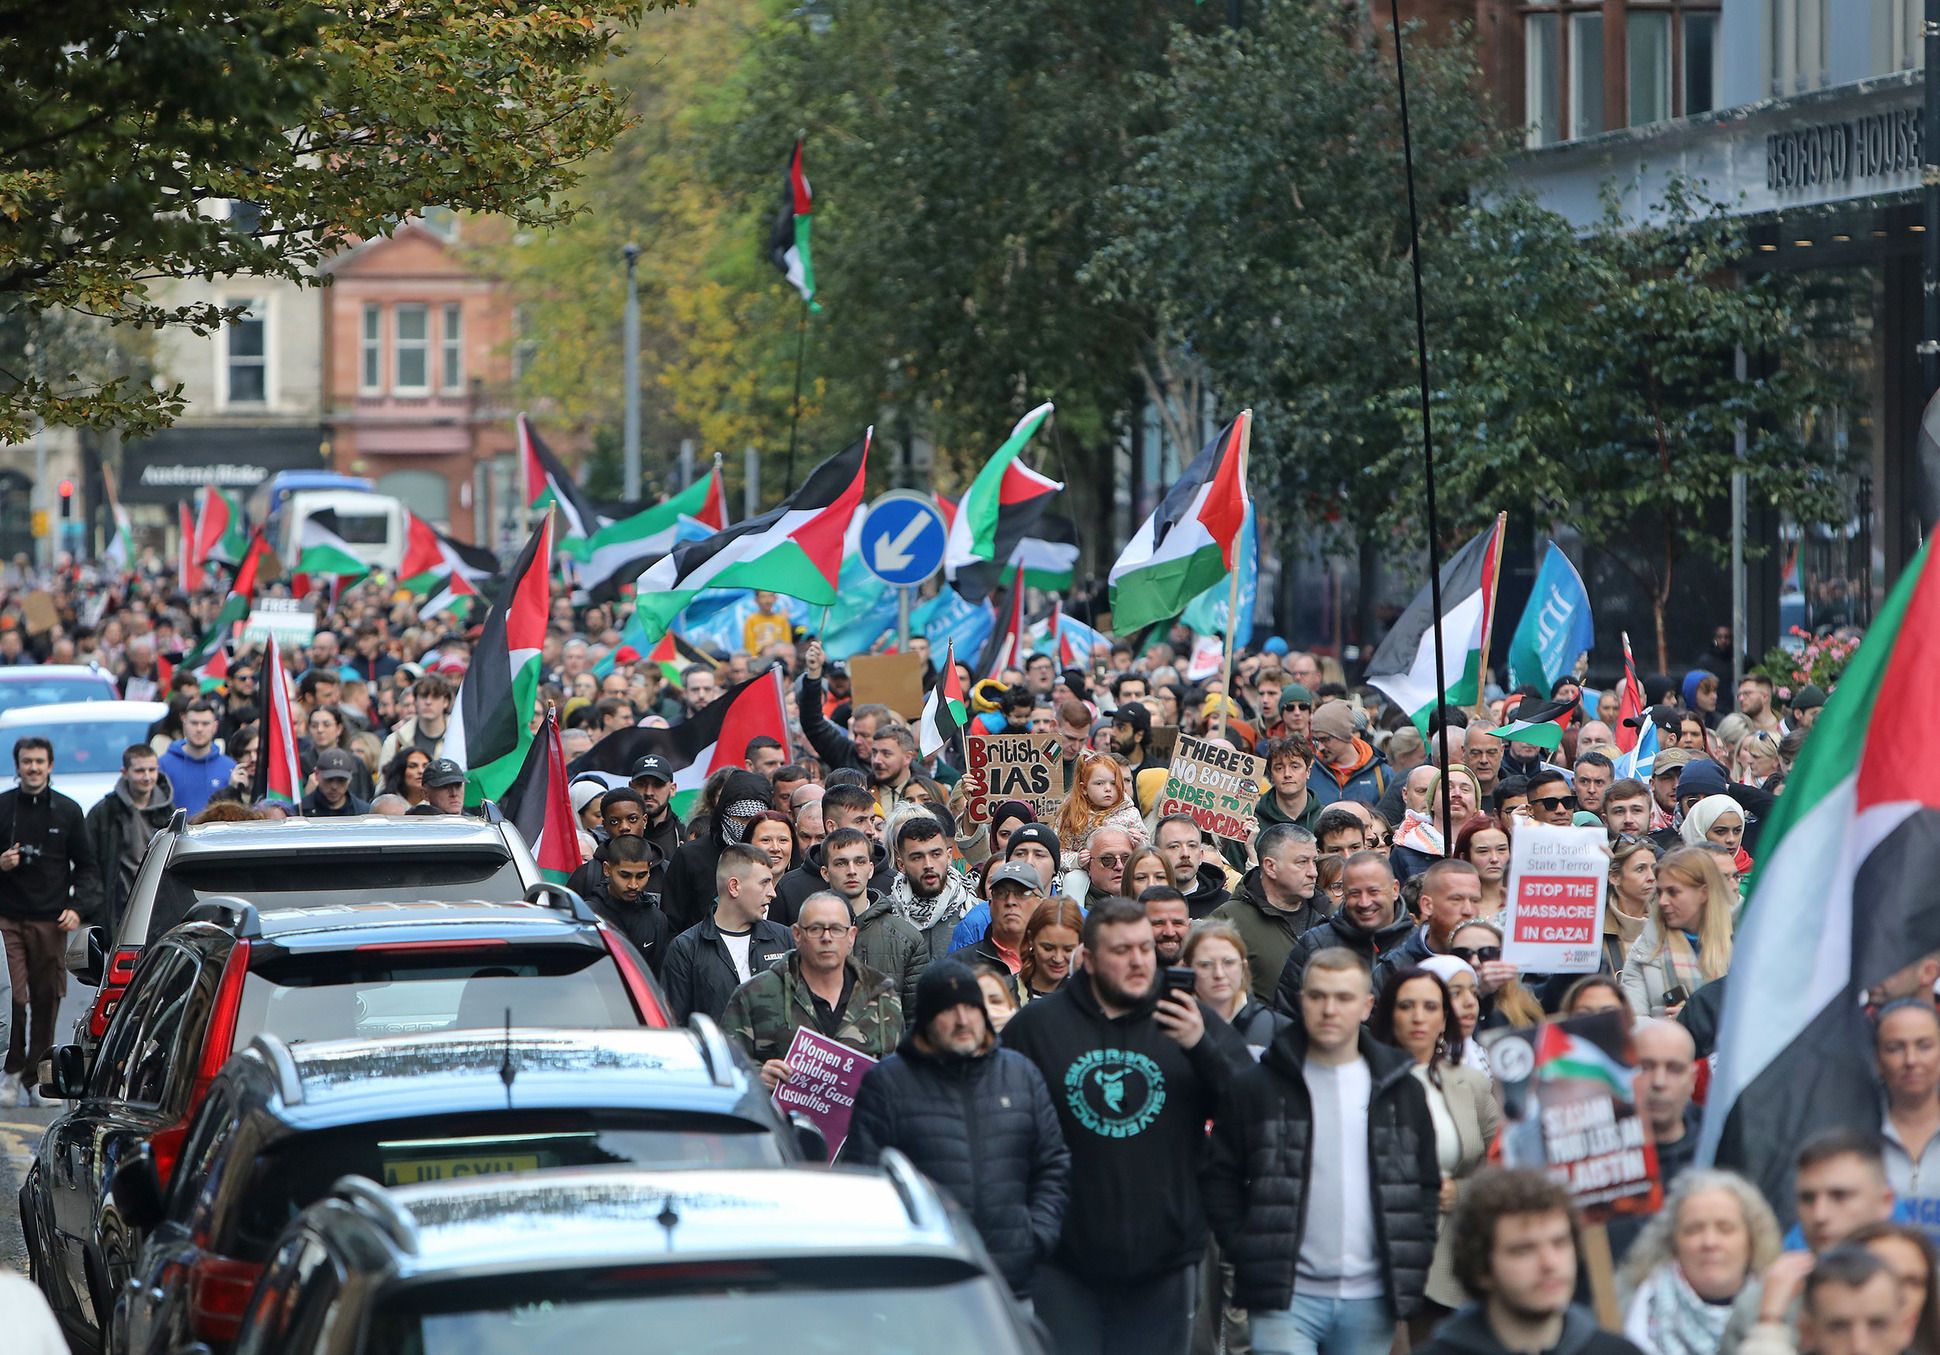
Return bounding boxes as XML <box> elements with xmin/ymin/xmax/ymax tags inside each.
<box><xmin>242</xmin><ymin>598</ymin><xmax>317</xmax><ymax>647</ymax></box>
<box><xmin>1500</xmin><ymin>822</ymin><xmax>1609</xmax><ymax>974</ymax></box>
<box><xmin>771</xmin><ymin>1027</ymin><xmax>878</xmax><ymax>1161</ymax></box>
<box><xmin>849</xmin><ymin>652</ymin><xmax>927</xmax><ymax>721</ymax></box>
<box><xmin>958</xmin><ymin>731</ymin><xmax>1063</xmax><ymax>828</ymax></box>
<box><xmin>1150</xmin><ymin>734</ymin><xmax>1264</xmax><ymax>843</ymax></box>
<box><xmin>21</xmin><ymin>590</ymin><xmax>58</xmax><ymax>635</ymax></box>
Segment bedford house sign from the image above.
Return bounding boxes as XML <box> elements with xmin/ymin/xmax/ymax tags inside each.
<box><xmin>1767</xmin><ymin>108</ymin><xmax>1921</xmax><ymax>193</ymax></box>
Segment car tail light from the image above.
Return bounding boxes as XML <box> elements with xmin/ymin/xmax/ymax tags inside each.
<box><xmin>600</xmin><ymin>928</ymin><xmax>669</xmax><ymax>1027</ymax></box>
<box><xmin>87</xmin><ymin>945</ymin><xmax>142</xmax><ymax>1039</ymax></box>
<box><xmin>149</xmin><ymin>1121</ymin><xmax>189</xmax><ymax>1188</ymax></box>
<box><xmin>187</xmin><ymin>940</ymin><xmax>252</xmax><ymax>1102</ymax></box>
<box><xmin>188</xmin><ymin>1254</ymin><xmax>262</xmax><ymax>1342</ymax></box>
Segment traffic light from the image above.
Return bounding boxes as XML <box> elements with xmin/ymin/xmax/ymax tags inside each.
<box><xmin>56</xmin><ymin>479</ymin><xmax>73</xmax><ymax>519</ymax></box>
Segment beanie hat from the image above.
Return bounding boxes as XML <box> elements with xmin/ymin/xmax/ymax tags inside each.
<box><xmin>1006</xmin><ymin>823</ymin><xmax>1060</xmax><ymax>861</ymax></box>
<box><xmin>912</xmin><ymin>959</ymin><xmax>988</xmax><ymax>1033</ymax></box>
<box><xmin>1675</xmin><ymin>759</ymin><xmax>1730</xmax><ymax>802</ymax></box>
<box><xmin>1310</xmin><ymin>702</ymin><xmax>1357</xmax><ymax>743</ymax></box>
<box><xmin>989</xmin><ymin>799</ymin><xmax>1036</xmax><ymax>840</ymax></box>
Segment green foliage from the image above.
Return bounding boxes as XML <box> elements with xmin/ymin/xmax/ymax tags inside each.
<box><xmin>0</xmin><ymin>0</ymin><xmax>674</xmax><ymax>440</ymax></box>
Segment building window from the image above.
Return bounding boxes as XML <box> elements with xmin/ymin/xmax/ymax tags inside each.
<box><xmin>360</xmin><ymin>303</ymin><xmax>382</xmax><ymax>394</ymax></box>
<box><xmin>1524</xmin><ymin>3</ymin><xmax>1720</xmax><ymax>144</ymax></box>
<box><xmin>223</xmin><ymin>299</ymin><xmax>267</xmax><ymax>407</ymax></box>
<box><xmin>1685</xmin><ymin>11</ymin><xmax>1720</xmax><ymax>113</ymax></box>
<box><xmin>1526</xmin><ymin>14</ymin><xmax>1562</xmax><ymax>145</ymax></box>
<box><xmin>1569</xmin><ymin>12</ymin><xmax>1606</xmax><ymax>137</ymax></box>
<box><xmin>440</xmin><ymin>303</ymin><xmax>463</xmax><ymax>392</ymax></box>
<box><xmin>393</xmin><ymin>303</ymin><xmax>429</xmax><ymax>395</ymax></box>
<box><xmin>1627</xmin><ymin>10</ymin><xmax>1672</xmax><ymax>126</ymax></box>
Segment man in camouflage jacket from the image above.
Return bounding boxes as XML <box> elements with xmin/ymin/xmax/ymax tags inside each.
<box><xmin>721</xmin><ymin>890</ymin><xmax>904</xmax><ymax>1088</ymax></box>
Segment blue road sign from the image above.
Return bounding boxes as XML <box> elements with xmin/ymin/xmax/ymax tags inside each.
<box><xmin>859</xmin><ymin>491</ymin><xmax>948</xmax><ymax>588</ymax></box>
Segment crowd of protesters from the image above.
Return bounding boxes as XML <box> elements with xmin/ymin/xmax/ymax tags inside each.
<box><xmin>0</xmin><ymin>556</ymin><xmax>1921</xmax><ymax>1355</ymax></box>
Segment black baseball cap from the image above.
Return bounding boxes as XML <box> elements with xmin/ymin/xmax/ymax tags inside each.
<box><xmin>316</xmin><ymin>748</ymin><xmax>358</xmax><ymax>781</ymax></box>
<box><xmin>630</xmin><ymin>754</ymin><xmax>674</xmax><ymax>783</ymax></box>
<box><xmin>422</xmin><ymin>757</ymin><xmax>466</xmax><ymax>789</ymax></box>
<box><xmin>1112</xmin><ymin>702</ymin><xmax>1151</xmax><ymax>733</ymax></box>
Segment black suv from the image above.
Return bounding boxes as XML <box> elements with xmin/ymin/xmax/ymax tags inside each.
<box><xmin>111</xmin><ymin>1020</ymin><xmax>813</xmax><ymax>1355</ymax></box>
<box><xmin>23</xmin><ymin>889</ymin><xmax>668</xmax><ymax>1352</ymax></box>
<box><xmin>74</xmin><ymin>812</ymin><xmax>542</xmax><ymax>1047</ymax></box>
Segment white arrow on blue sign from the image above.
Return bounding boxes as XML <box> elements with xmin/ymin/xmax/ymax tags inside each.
<box><xmin>859</xmin><ymin>491</ymin><xmax>948</xmax><ymax>588</ymax></box>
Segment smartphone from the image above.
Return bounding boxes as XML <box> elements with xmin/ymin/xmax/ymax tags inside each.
<box><xmin>1662</xmin><ymin>985</ymin><xmax>1690</xmax><ymax>1007</ymax></box>
<box><xmin>1163</xmin><ymin>965</ymin><xmax>1196</xmax><ymax>997</ymax></box>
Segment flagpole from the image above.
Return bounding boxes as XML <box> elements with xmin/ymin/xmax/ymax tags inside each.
<box><xmin>785</xmin><ymin>306</ymin><xmax>808</xmax><ymax>490</ymax></box>
<box><xmin>1214</xmin><ymin>411</ymin><xmax>1252</xmax><ymax>743</ymax></box>
<box><xmin>1472</xmin><ymin>510</ymin><xmax>1508</xmax><ymax>717</ymax></box>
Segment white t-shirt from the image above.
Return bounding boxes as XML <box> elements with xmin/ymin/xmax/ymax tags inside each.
<box><xmin>1297</xmin><ymin>1058</ymin><xmax>1384</xmax><ymax>1299</ymax></box>
<box><xmin>720</xmin><ymin>927</ymin><xmax>754</xmax><ymax>984</ymax></box>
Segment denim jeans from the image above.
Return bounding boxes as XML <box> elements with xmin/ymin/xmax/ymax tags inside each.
<box><xmin>1249</xmin><ymin>1294</ymin><xmax>1395</xmax><ymax>1355</ymax></box>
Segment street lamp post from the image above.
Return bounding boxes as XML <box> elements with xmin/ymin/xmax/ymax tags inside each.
<box><xmin>622</xmin><ymin>242</ymin><xmax>642</xmax><ymax>502</ymax></box>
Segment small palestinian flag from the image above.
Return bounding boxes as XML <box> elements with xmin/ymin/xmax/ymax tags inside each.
<box><xmin>977</xmin><ymin>564</ymin><xmax>1028</xmax><ymax>679</ymax></box>
<box><xmin>252</xmin><ymin>635</ymin><xmax>303</xmax><ymax>809</ymax></box>
<box><xmin>1488</xmin><ymin>698</ymin><xmax>1575</xmax><ymax>752</ymax></box>
<box><xmin>1365</xmin><ymin>516</ymin><xmax>1507</xmax><ymax>734</ymax></box>
<box><xmin>1614</xmin><ymin>630</ymin><xmax>1647</xmax><ymax>754</ymax></box>
<box><xmin>919</xmin><ymin>640</ymin><xmax>967</xmax><ymax>759</ymax></box>
<box><xmin>942</xmin><ymin>403</ymin><xmax>1063</xmax><ymax>603</ymax></box>
<box><xmin>399</xmin><ymin>512</ymin><xmax>497</xmax><ymax>594</ymax></box>
<box><xmin>569</xmin><ymin>668</ymin><xmax>789</xmax><ymax>820</ymax></box>
<box><xmin>419</xmin><ymin>570</ymin><xmax>480</xmax><ymax>623</ymax></box>
<box><xmin>177</xmin><ymin>502</ymin><xmax>205</xmax><ymax>594</ymax></box>
<box><xmin>192</xmin><ymin>645</ymin><xmax>230</xmax><ymax>694</ymax></box>
<box><xmin>767</xmin><ymin>139</ymin><xmax>820</xmax><ymax>311</ymax></box>
<box><xmin>501</xmin><ymin>710</ymin><xmax>585</xmax><ymax>883</ymax></box>
<box><xmin>445</xmin><ymin>518</ymin><xmax>553</xmax><ymax>805</ymax></box>
<box><xmin>519</xmin><ymin>412</ymin><xmax>600</xmax><ymax>543</ymax></box>
<box><xmin>1108</xmin><ymin>411</ymin><xmax>1251</xmax><ymax>632</ymax></box>
<box><xmin>1535</xmin><ymin>1022</ymin><xmax>1634</xmax><ymax>1097</ymax></box>
<box><xmin>1702</xmin><ymin>539</ymin><xmax>1940</xmax><ymax>1219</ymax></box>
<box><xmin>193</xmin><ymin>486</ymin><xmax>249</xmax><ymax>567</ymax></box>
<box><xmin>632</xmin><ymin>432</ymin><xmax>870</xmax><ymax>642</ymax></box>
<box><xmin>564</xmin><ymin>463</ymin><xmax>730</xmax><ymax>596</ymax></box>
<box><xmin>180</xmin><ymin>530</ymin><xmax>275</xmax><ymax>670</ymax></box>
<box><xmin>294</xmin><ymin>512</ymin><xmax>370</xmax><ymax>579</ymax></box>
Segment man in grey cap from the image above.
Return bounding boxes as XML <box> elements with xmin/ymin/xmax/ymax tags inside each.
<box><xmin>412</xmin><ymin>757</ymin><xmax>467</xmax><ymax>815</ymax></box>
<box><xmin>629</xmin><ymin>753</ymin><xmax>683</xmax><ymax>859</ymax></box>
<box><xmin>951</xmin><ymin>861</ymin><xmax>1044</xmax><ymax>984</ymax></box>
<box><xmin>303</xmin><ymin>748</ymin><xmax>371</xmax><ymax>817</ymax></box>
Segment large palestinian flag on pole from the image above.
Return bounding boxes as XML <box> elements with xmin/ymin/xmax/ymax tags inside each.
<box><xmin>632</xmin><ymin>432</ymin><xmax>869</xmax><ymax>641</ymax></box>
<box><xmin>501</xmin><ymin>711</ymin><xmax>585</xmax><ymax>883</ymax></box>
<box><xmin>180</xmin><ymin>530</ymin><xmax>274</xmax><ymax>669</ymax></box>
<box><xmin>519</xmin><ymin>413</ymin><xmax>599</xmax><ymax>544</ymax></box>
<box><xmin>942</xmin><ymin>403</ymin><xmax>1062</xmax><ymax>603</ymax></box>
<box><xmin>767</xmin><ymin>139</ymin><xmax>820</xmax><ymax>311</ymax></box>
<box><xmin>250</xmin><ymin>635</ymin><xmax>303</xmax><ymax>810</ymax></box>
<box><xmin>193</xmin><ymin>486</ymin><xmax>249</xmax><ymax>566</ymax></box>
<box><xmin>564</xmin><ymin>463</ymin><xmax>730</xmax><ymax>596</ymax></box>
<box><xmin>1700</xmin><ymin>540</ymin><xmax>1940</xmax><ymax>1220</ymax></box>
<box><xmin>569</xmin><ymin>668</ymin><xmax>789</xmax><ymax>819</ymax></box>
<box><xmin>1108</xmin><ymin>412</ymin><xmax>1251</xmax><ymax>633</ymax></box>
<box><xmin>1614</xmin><ymin>630</ymin><xmax>1647</xmax><ymax>754</ymax></box>
<box><xmin>294</xmin><ymin>511</ymin><xmax>370</xmax><ymax>579</ymax></box>
<box><xmin>1365</xmin><ymin>516</ymin><xmax>1507</xmax><ymax>733</ymax></box>
<box><xmin>445</xmin><ymin>518</ymin><xmax>552</xmax><ymax>805</ymax></box>
<box><xmin>177</xmin><ymin>503</ymin><xmax>204</xmax><ymax>594</ymax></box>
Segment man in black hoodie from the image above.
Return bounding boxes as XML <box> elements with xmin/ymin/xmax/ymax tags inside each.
<box><xmin>1002</xmin><ymin>895</ymin><xmax>1248</xmax><ymax>1355</ymax></box>
<box><xmin>0</xmin><ymin>736</ymin><xmax>102</xmax><ymax>1105</ymax></box>
<box><xmin>661</xmin><ymin>769</ymin><xmax>774</xmax><ymax>934</ymax></box>
<box><xmin>583</xmin><ymin>835</ymin><xmax>672</xmax><ymax>976</ymax></box>
<box><xmin>1414</xmin><ymin>1169</ymin><xmax>1646</xmax><ymax>1355</ymax></box>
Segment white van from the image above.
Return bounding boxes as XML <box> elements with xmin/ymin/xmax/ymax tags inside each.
<box><xmin>276</xmin><ymin>489</ymin><xmax>408</xmax><ymax>573</ymax></box>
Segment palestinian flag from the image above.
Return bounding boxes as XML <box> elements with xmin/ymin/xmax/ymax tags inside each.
<box><xmin>294</xmin><ymin>512</ymin><xmax>370</xmax><ymax>579</ymax></box>
<box><xmin>919</xmin><ymin>640</ymin><xmax>967</xmax><ymax>759</ymax></box>
<box><xmin>399</xmin><ymin>513</ymin><xmax>497</xmax><ymax>594</ymax></box>
<box><xmin>1489</xmin><ymin>698</ymin><xmax>1575</xmax><ymax>752</ymax></box>
<box><xmin>501</xmin><ymin>711</ymin><xmax>585</xmax><ymax>883</ymax></box>
<box><xmin>193</xmin><ymin>486</ymin><xmax>249</xmax><ymax>566</ymax></box>
<box><xmin>251</xmin><ymin>634</ymin><xmax>303</xmax><ymax>809</ymax></box>
<box><xmin>103</xmin><ymin>500</ymin><xmax>133</xmax><ymax>573</ymax></box>
<box><xmin>563</xmin><ymin>464</ymin><xmax>730</xmax><ymax>596</ymax></box>
<box><xmin>192</xmin><ymin>645</ymin><xmax>230</xmax><ymax>694</ymax></box>
<box><xmin>519</xmin><ymin>413</ymin><xmax>599</xmax><ymax>543</ymax></box>
<box><xmin>177</xmin><ymin>502</ymin><xmax>205</xmax><ymax>594</ymax></box>
<box><xmin>942</xmin><ymin>403</ymin><xmax>1062</xmax><ymax>603</ymax></box>
<box><xmin>976</xmin><ymin>564</ymin><xmax>1028</xmax><ymax>678</ymax></box>
<box><xmin>1108</xmin><ymin>411</ymin><xmax>1251</xmax><ymax>632</ymax></box>
<box><xmin>632</xmin><ymin>432</ymin><xmax>869</xmax><ymax>641</ymax></box>
<box><xmin>1365</xmin><ymin>516</ymin><xmax>1507</xmax><ymax>733</ymax></box>
<box><xmin>445</xmin><ymin>518</ymin><xmax>553</xmax><ymax>805</ymax></box>
<box><xmin>1614</xmin><ymin>631</ymin><xmax>1647</xmax><ymax>754</ymax></box>
<box><xmin>1015</xmin><ymin>515</ymin><xmax>1080</xmax><ymax>591</ymax></box>
<box><xmin>1700</xmin><ymin>541</ymin><xmax>1940</xmax><ymax>1220</ymax></box>
<box><xmin>569</xmin><ymin>668</ymin><xmax>789</xmax><ymax>819</ymax></box>
<box><xmin>180</xmin><ymin>530</ymin><xmax>275</xmax><ymax>669</ymax></box>
<box><xmin>767</xmin><ymin>139</ymin><xmax>819</xmax><ymax>310</ymax></box>
<box><xmin>1535</xmin><ymin>1022</ymin><xmax>1635</xmax><ymax>1098</ymax></box>
<box><xmin>419</xmin><ymin>570</ymin><xmax>480</xmax><ymax>623</ymax></box>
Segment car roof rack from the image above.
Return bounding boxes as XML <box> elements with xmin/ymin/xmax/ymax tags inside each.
<box><xmin>248</xmin><ymin>1033</ymin><xmax>305</xmax><ymax>1107</ymax></box>
<box><xmin>476</xmin><ymin>799</ymin><xmax>505</xmax><ymax>825</ymax></box>
<box><xmin>688</xmin><ymin>1014</ymin><xmax>737</xmax><ymax>1089</ymax></box>
<box><xmin>331</xmin><ymin>1175</ymin><xmax>420</xmax><ymax>1255</ymax></box>
<box><xmin>522</xmin><ymin>881</ymin><xmax>596</xmax><ymax>924</ymax></box>
<box><xmin>185</xmin><ymin>895</ymin><xmax>262</xmax><ymax>939</ymax></box>
<box><xmin>167</xmin><ymin>807</ymin><xmax>188</xmax><ymax>832</ymax></box>
<box><xmin>880</xmin><ymin>1149</ymin><xmax>945</xmax><ymax>1232</ymax></box>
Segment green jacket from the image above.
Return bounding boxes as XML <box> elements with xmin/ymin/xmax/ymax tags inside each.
<box><xmin>721</xmin><ymin>952</ymin><xmax>904</xmax><ymax>1067</ymax></box>
<box><xmin>1211</xmin><ymin>869</ymin><xmax>1329</xmax><ymax>1004</ymax></box>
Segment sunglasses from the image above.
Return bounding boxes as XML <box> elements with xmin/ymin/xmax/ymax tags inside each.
<box><xmin>1282</xmin><ymin>702</ymin><xmax>1312</xmax><ymax>713</ymax></box>
<box><xmin>1096</xmin><ymin>853</ymin><xmax>1131</xmax><ymax>868</ymax></box>
<box><xmin>1449</xmin><ymin>945</ymin><xmax>1502</xmax><ymax>964</ymax></box>
<box><xmin>1531</xmin><ymin>794</ymin><xmax>1578</xmax><ymax>811</ymax></box>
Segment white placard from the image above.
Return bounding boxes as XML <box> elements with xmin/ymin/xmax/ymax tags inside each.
<box><xmin>241</xmin><ymin>603</ymin><xmax>317</xmax><ymax>647</ymax></box>
<box><xmin>1499</xmin><ymin>823</ymin><xmax>1610</xmax><ymax>974</ymax></box>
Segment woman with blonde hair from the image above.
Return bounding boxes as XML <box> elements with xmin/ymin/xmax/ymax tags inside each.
<box><xmin>1622</xmin><ymin>846</ymin><xmax>1735</xmax><ymax>1018</ymax></box>
<box><xmin>1618</xmin><ymin>1168</ymin><xmax>1782</xmax><ymax>1355</ymax></box>
<box><xmin>1186</xmin><ymin>920</ymin><xmax>1289</xmax><ymax>1054</ymax></box>
<box><xmin>1052</xmin><ymin>749</ymin><xmax>1145</xmax><ymax>871</ymax></box>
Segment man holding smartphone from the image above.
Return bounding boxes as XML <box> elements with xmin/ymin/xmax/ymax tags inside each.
<box><xmin>1003</xmin><ymin>896</ymin><xmax>1250</xmax><ymax>1355</ymax></box>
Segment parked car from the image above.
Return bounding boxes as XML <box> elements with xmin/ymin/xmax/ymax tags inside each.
<box><xmin>228</xmin><ymin>1160</ymin><xmax>1047</xmax><ymax>1355</ymax></box>
<box><xmin>0</xmin><ymin>700</ymin><xmax>167</xmax><ymax>811</ymax></box>
<box><xmin>0</xmin><ymin>664</ymin><xmax>120</xmax><ymax>717</ymax></box>
<box><xmin>73</xmin><ymin>811</ymin><xmax>543</xmax><ymax>1049</ymax></box>
<box><xmin>110</xmin><ymin>1020</ymin><xmax>815</xmax><ymax>1355</ymax></box>
<box><xmin>23</xmin><ymin>890</ymin><xmax>668</xmax><ymax>1352</ymax></box>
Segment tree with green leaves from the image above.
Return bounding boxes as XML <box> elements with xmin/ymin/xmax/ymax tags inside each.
<box><xmin>1413</xmin><ymin>185</ymin><xmax>1854</xmax><ymax>672</ymax></box>
<box><xmin>0</xmin><ymin>0</ymin><xmax>671</xmax><ymax>442</ymax></box>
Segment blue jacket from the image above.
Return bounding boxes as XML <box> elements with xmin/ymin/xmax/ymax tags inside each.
<box><xmin>157</xmin><ymin>739</ymin><xmax>235</xmax><ymax>816</ymax></box>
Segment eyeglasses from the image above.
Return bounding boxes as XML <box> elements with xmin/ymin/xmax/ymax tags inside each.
<box><xmin>1312</xmin><ymin>732</ymin><xmax>1347</xmax><ymax>746</ymax></box>
<box><xmin>797</xmin><ymin>923</ymin><xmax>852</xmax><ymax>938</ymax></box>
<box><xmin>1530</xmin><ymin>795</ymin><xmax>1578</xmax><ymax>811</ymax></box>
<box><xmin>1096</xmin><ymin>853</ymin><xmax>1131</xmax><ymax>868</ymax></box>
<box><xmin>1449</xmin><ymin>945</ymin><xmax>1502</xmax><ymax>964</ymax></box>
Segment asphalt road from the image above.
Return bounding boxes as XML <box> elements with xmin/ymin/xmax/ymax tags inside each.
<box><xmin>3</xmin><ymin>982</ymin><xmax>95</xmax><ymax>1279</ymax></box>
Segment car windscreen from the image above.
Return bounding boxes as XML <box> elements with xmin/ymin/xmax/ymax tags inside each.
<box><xmin>368</xmin><ymin>1260</ymin><xmax>1027</xmax><ymax>1355</ymax></box>
<box><xmin>234</xmin><ymin>945</ymin><xmax>640</xmax><ymax>1046</ymax></box>
<box><xmin>0</xmin><ymin>675</ymin><xmax>116</xmax><ymax>715</ymax></box>
<box><xmin>145</xmin><ymin>850</ymin><xmax>524</xmax><ymax>941</ymax></box>
<box><xmin>2</xmin><ymin>718</ymin><xmax>154</xmax><ymax>776</ymax></box>
<box><xmin>223</xmin><ymin>1111</ymin><xmax>785</xmax><ymax>1257</ymax></box>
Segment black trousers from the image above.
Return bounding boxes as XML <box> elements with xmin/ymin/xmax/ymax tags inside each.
<box><xmin>1035</xmin><ymin>1260</ymin><xmax>1197</xmax><ymax>1355</ymax></box>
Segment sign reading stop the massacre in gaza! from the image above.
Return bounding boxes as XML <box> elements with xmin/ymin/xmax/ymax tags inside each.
<box><xmin>960</xmin><ymin>732</ymin><xmax>1064</xmax><ymax>827</ymax></box>
<box><xmin>1153</xmin><ymin>734</ymin><xmax>1264</xmax><ymax>843</ymax></box>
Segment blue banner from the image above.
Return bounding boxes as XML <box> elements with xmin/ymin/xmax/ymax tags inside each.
<box><xmin>1507</xmin><ymin>543</ymin><xmax>1595</xmax><ymax>691</ymax></box>
<box><xmin>1181</xmin><ymin>504</ymin><xmax>1258</xmax><ymax>642</ymax></box>
<box><xmin>821</xmin><ymin>556</ymin><xmax>899</xmax><ymax>660</ymax></box>
<box><xmin>911</xmin><ymin>588</ymin><xmax>994</xmax><ymax>670</ymax></box>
